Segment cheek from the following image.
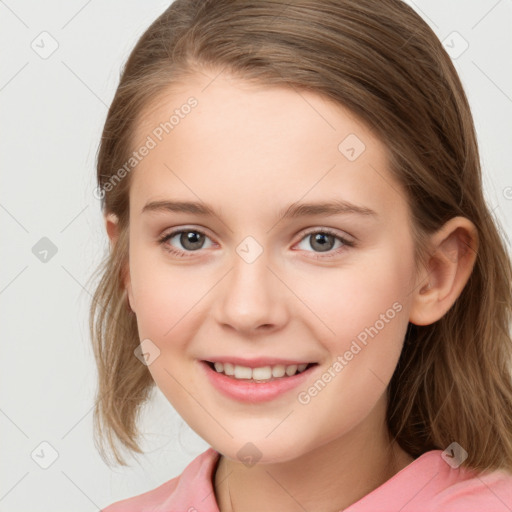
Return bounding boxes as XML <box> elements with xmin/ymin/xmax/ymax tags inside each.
<box><xmin>329</xmin><ymin>248</ymin><xmax>413</xmax><ymax>391</ymax></box>
<box><xmin>128</xmin><ymin>245</ymin><xmax>206</xmax><ymax>350</ymax></box>
<box><xmin>299</xmin><ymin>248</ymin><xmax>412</xmax><ymax>347</ymax></box>
<box><xmin>129</xmin><ymin>248</ymin><xmax>209</xmax><ymax>413</ymax></box>
<box><xmin>296</xmin><ymin>248</ymin><xmax>413</xmax><ymax>418</ymax></box>
<box><xmin>292</xmin><ymin>251</ymin><xmax>411</xmax><ymax>439</ymax></box>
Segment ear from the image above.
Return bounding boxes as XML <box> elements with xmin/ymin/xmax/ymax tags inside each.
<box><xmin>104</xmin><ymin>213</ymin><xmax>135</xmax><ymax>312</ymax></box>
<box><xmin>409</xmin><ymin>216</ymin><xmax>478</xmax><ymax>326</ymax></box>
<box><xmin>105</xmin><ymin>212</ymin><xmax>120</xmax><ymax>248</ymax></box>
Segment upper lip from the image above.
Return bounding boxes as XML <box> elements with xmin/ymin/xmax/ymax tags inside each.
<box><xmin>202</xmin><ymin>356</ymin><xmax>316</xmax><ymax>368</ymax></box>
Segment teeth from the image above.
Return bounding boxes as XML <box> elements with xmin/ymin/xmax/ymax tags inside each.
<box><xmin>272</xmin><ymin>365</ymin><xmax>286</xmax><ymax>378</ymax></box>
<box><xmin>252</xmin><ymin>366</ymin><xmax>272</xmax><ymax>380</ymax></box>
<box><xmin>223</xmin><ymin>362</ymin><xmax>235</xmax><ymax>376</ymax></box>
<box><xmin>285</xmin><ymin>364</ymin><xmax>298</xmax><ymax>376</ymax></box>
<box><xmin>234</xmin><ymin>365</ymin><xmax>252</xmax><ymax>379</ymax></box>
<box><xmin>210</xmin><ymin>361</ymin><xmax>311</xmax><ymax>380</ymax></box>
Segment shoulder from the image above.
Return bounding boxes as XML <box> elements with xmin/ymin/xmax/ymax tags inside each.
<box><xmin>101</xmin><ymin>447</ymin><xmax>221</xmax><ymax>512</ymax></box>
<box><xmin>346</xmin><ymin>449</ymin><xmax>512</xmax><ymax>512</ymax></box>
<box><xmin>430</xmin><ymin>463</ymin><xmax>512</xmax><ymax>512</ymax></box>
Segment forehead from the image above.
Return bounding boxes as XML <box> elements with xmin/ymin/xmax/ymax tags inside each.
<box><xmin>129</xmin><ymin>72</ymin><xmax>406</xmax><ymax>221</ymax></box>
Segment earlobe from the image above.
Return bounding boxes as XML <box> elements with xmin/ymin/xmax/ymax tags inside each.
<box><xmin>409</xmin><ymin>217</ymin><xmax>478</xmax><ymax>326</ymax></box>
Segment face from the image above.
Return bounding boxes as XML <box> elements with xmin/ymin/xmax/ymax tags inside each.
<box><xmin>122</xmin><ymin>71</ymin><xmax>419</xmax><ymax>464</ymax></box>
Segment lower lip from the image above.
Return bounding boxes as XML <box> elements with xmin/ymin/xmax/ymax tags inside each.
<box><xmin>198</xmin><ymin>360</ymin><xmax>318</xmax><ymax>403</ymax></box>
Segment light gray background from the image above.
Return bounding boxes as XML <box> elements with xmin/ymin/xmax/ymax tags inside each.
<box><xmin>1</xmin><ymin>1</ymin><xmax>511</xmax><ymax>511</ymax></box>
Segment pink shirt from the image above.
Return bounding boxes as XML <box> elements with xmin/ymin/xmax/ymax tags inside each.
<box><xmin>101</xmin><ymin>447</ymin><xmax>512</xmax><ymax>511</ymax></box>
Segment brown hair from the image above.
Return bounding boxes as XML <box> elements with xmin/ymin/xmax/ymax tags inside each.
<box><xmin>88</xmin><ymin>0</ymin><xmax>512</xmax><ymax>472</ymax></box>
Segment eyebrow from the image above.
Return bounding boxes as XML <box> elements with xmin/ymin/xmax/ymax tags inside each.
<box><xmin>141</xmin><ymin>199</ymin><xmax>377</xmax><ymax>219</ymax></box>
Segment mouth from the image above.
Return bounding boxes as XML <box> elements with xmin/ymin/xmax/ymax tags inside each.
<box><xmin>203</xmin><ymin>360</ymin><xmax>319</xmax><ymax>383</ymax></box>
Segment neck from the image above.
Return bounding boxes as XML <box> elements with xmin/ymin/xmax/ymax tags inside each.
<box><xmin>213</xmin><ymin>401</ymin><xmax>413</xmax><ymax>512</ymax></box>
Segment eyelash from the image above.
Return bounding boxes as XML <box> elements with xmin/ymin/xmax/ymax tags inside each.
<box><xmin>158</xmin><ymin>227</ymin><xmax>355</xmax><ymax>259</ymax></box>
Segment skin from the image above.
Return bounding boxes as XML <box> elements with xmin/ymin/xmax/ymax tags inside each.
<box><xmin>105</xmin><ymin>70</ymin><xmax>478</xmax><ymax>512</ymax></box>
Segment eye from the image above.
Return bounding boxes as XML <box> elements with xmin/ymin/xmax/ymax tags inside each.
<box><xmin>158</xmin><ymin>228</ymin><xmax>214</xmax><ymax>257</ymax></box>
<box><xmin>295</xmin><ymin>228</ymin><xmax>355</xmax><ymax>258</ymax></box>
<box><xmin>158</xmin><ymin>227</ymin><xmax>355</xmax><ymax>259</ymax></box>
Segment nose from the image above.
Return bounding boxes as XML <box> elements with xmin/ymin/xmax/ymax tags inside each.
<box><xmin>212</xmin><ymin>247</ymin><xmax>289</xmax><ymax>336</ymax></box>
